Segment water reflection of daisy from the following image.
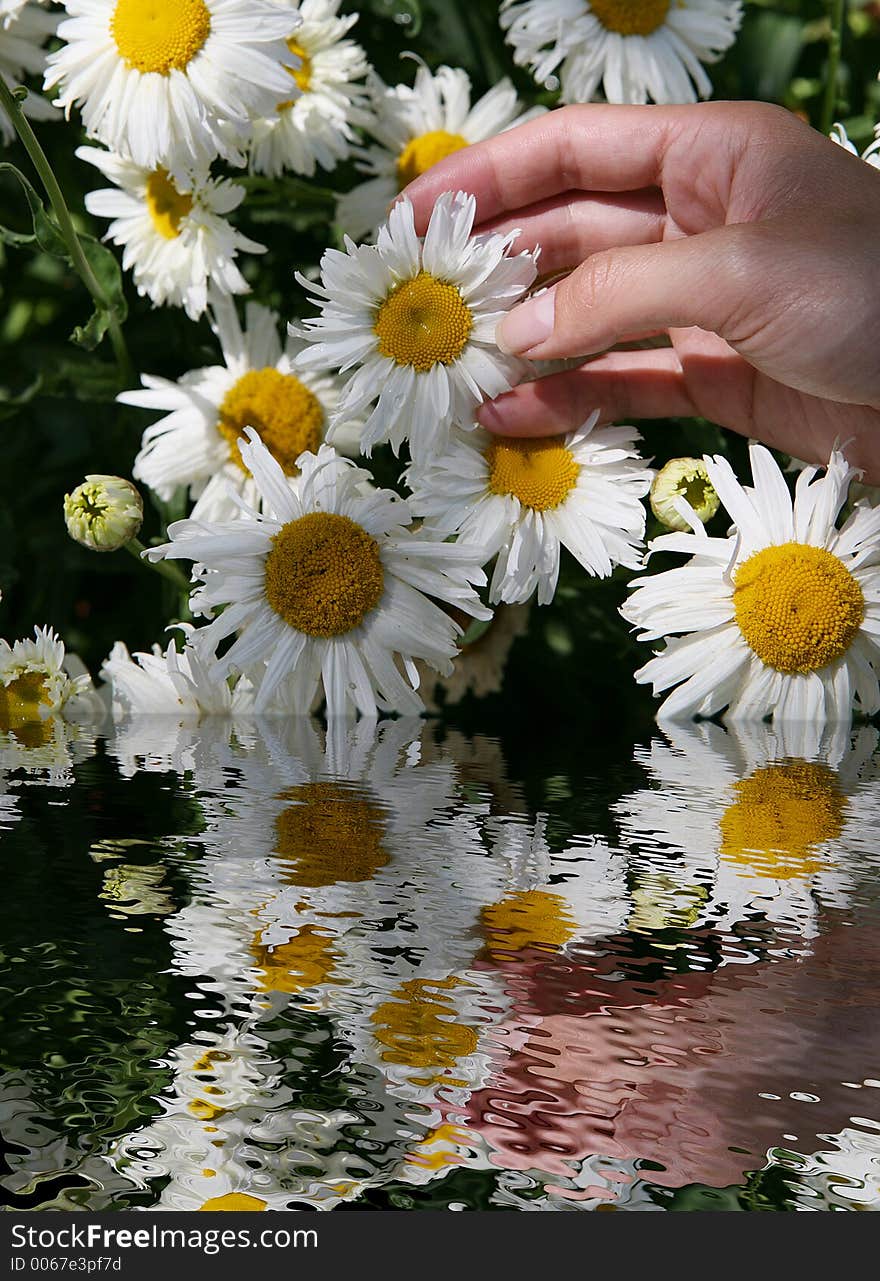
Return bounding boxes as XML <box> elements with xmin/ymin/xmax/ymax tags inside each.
<box><xmin>294</xmin><ymin>192</ymin><xmax>538</xmax><ymax>462</ymax></box>
<box><xmin>408</xmin><ymin>413</ymin><xmax>651</xmax><ymax>605</ymax></box>
<box><xmin>500</xmin><ymin>0</ymin><xmax>742</xmax><ymax>106</ymax></box>
<box><xmin>122</xmin><ymin>297</ymin><xmax>355</xmax><ymax>521</ymax></box>
<box><xmin>77</xmin><ymin>147</ymin><xmax>264</xmax><ymax>320</ymax></box>
<box><xmin>613</xmin><ymin>719</ymin><xmax>880</xmax><ymax>946</ymax></box>
<box><xmin>150</xmin><ymin>433</ymin><xmax>491</xmax><ymax>716</ymax></box>
<box><xmin>337</xmin><ymin>61</ymin><xmax>542</xmax><ymax>240</ymax></box>
<box><xmin>623</xmin><ymin>444</ymin><xmax>880</xmax><ymax>723</ymax></box>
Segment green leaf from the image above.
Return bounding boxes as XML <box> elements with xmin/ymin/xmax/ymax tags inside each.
<box><xmin>69</xmin><ymin>234</ymin><xmax>128</xmax><ymax>349</ymax></box>
<box><xmin>0</xmin><ymin>161</ymin><xmax>65</xmax><ymax>254</ymax></box>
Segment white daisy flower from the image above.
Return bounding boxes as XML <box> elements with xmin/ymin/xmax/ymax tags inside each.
<box><xmin>500</xmin><ymin>0</ymin><xmax>742</xmax><ymax>106</ymax></box>
<box><xmin>101</xmin><ymin>634</ymin><xmax>255</xmax><ymax>718</ymax></box>
<box><xmin>76</xmin><ymin>145</ymin><xmax>265</xmax><ymax>320</ymax></box>
<box><xmin>147</xmin><ymin>431</ymin><xmax>491</xmax><ymax>717</ymax></box>
<box><xmin>248</xmin><ymin>0</ymin><xmax>369</xmax><ymax>180</ymax></box>
<box><xmin>0</xmin><ymin>1</ymin><xmax>58</xmax><ymax>143</ymax></box>
<box><xmin>336</xmin><ymin>61</ymin><xmax>544</xmax><ymax>241</ymax></box>
<box><xmin>0</xmin><ymin>626</ymin><xmax>99</xmax><ymax>729</ymax></box>
<box><xmin>830</xmin><ymin>122</ymin><xmax>880</xmax><ymax>170</ymax></box>
<box><xmin>294</xmin><ymin>192</ymin><xmax>539</xmax><ymax>463</ymax></box>
<box><xmin>44</xmin><ymin>0</ymin><xmax>300</xmax><ymax>173</ymax></box>
<box><xmin>407</xmin><ymin>412</ymin><xmax>651</xmax><ymax>605</ymax></box>
<box><xmin>622</xmin><ymin>443</ymin><xmax>880</xmax><ymax>724</ymax></box>
<box><xmin>120</xmin><ymin>296</ymin><xmax>356</xmax><ymax>522</ymax></box>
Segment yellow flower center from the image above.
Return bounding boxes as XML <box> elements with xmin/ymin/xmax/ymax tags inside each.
<box><xmin>264</xmin><ymin>512</ymin><xmax>385</xmax><ymax>637</ymax></box>
<box><xmin>481</xmin><ymin>888</ymin><xmax>577</xmax><ymax>954</ymax></box>
<box><xmin>733</xmin><ymin>543</ymin><xmax>864</xmax><ymax>674</ymax></box>
<box><xmin>374</xmin><ymin>271</ymin><xmax>473</xmax><ymax>372</ymax></box>
<box><xmin>191</xmin><ymin>1048</ymin><xmax>230</xmax><ymax>1075</ymax></box>
<box><xmin>628</xmin><ymin>875</ymin><xmax>708</xmax><ymax>933</ymax></box>
<box><xmin>0</xmin><ymin>671</ymin><xmax>52</xmax><ymax>730</ymax></box>
<box><xmin>588</xmin><ymin>0</ymin><xmax>671</xmax><ymax>36</ymax></box>
<box><xmin>145</xmin><ymin>168</ymin><xmax>193</xmax><ymax>240</ymax></box>
<box><xmin>720</xmin><ymin>761</ymin><xmax>845</xmax><ymax>880</ymax></box>
<box><xmin>250</xmin><ymin>924</ymin><xmax>339</xmax><ymax>993</ymax></box>
<box><xmin>396</xmin><ymin>130</ymin><xmax>469</xmax><ymax>189</ymax></box>
<box><xmin>277</xmin><ymin>38</ymin><xmax>312</xmax><ymax>110</ymax></box>
<box><xmin>111</xmin><ymin>0</ymin><xmax>211</xmax><ymax>75</ymax></box>
<box><xmin>372</xmin><ymin>977</ymin><xmax>478</xmax><ymax>1080</ymax></box>
<box><xmin>273</xmin><ymin>781</ymin><xmax>390</xmax><ymax>887</ymax></box>
<box><xmin>198</xmin><ymin>1193</ymin><xmax>267</xmax><ymax>1212</ymax></box>
<box><xmin>486</xmin><ymin>436</ymin><xmax>580</xmax><ymax>511</ymax></box>
<box><xmin>217</xmin><ymin>368</ymin><xmax>324</xmax><ymax>476</ymax></box>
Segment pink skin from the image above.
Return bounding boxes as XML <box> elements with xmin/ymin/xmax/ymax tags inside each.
<box><xmin>454</xmin><ymin>921</ymin><xmax>880</xmax><ymax>1196</ymax></box>
<box><xmin>400</xmin><ymin>102</ymin><xmax>880</xmax><ymax>483</ymax></box>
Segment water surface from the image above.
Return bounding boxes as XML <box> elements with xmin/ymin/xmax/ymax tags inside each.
<box><xmin>2</xmin><ymin>715</ymin><xmax>880</xmax><ymax>1211</ymax></box>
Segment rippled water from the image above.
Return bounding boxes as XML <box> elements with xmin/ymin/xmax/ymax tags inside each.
<box><xmin>2</xmin><ymin>713</ymin><xmax>880</xmax><ymax>1212</ymax></box>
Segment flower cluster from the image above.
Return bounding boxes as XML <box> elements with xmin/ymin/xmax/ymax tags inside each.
<box><xmin>4</xmin><ymin>1</ymin><xmax>880</xmax><ymax>735</ymax></box>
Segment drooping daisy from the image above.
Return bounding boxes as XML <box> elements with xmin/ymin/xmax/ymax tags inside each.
<box><xmin>77</xmin><ymin>146</ymin><xmax>264</xmax><ymax>320</ymax></box>
<box><xmin>0</xmin><ymin>626</ymin><xmax>99</xmax><ymax>730</ymax></box>
<box><xmin>500</xmin><ymin>0</ymin><xmax>742</xmax><ymax>106</ymax></box>
<box><xmin>408</xmin><ymin>412</ymin><xmax>651</xmax><ymax>605</ymax></box>
<box><xmin>101</xmin><ymin>634</ymin><xmax>255</xmax><ymax>718</ymax></box>
<box><xmin>147</xmin><ymin>431</ymin><xmax>491</xmax><ymax>717</ymax></box>
<box><xmin>0</xmin><ymin>1</ymin><xmax>58</xmax><ymax>143</ymax></box>
<box><xmin>830</xmin><ymin>122</ymin><xmax>880</xmax><ymax>170</ymax></box>
<box><xmin>44</xmin><ymin>0</ymin><xmax>300</xmax><ymax>173</ymax></box>
<box><xmin>622</xmin><ymin>443</ymin><xmax>880</xmax><ymax>723</ymax></box>
<box><xmin>248</xmin><ymin>0</ymin><xmax>369</xmax><ymax>180</ymax></box>
<box><xmin>294</xmin><ymin>192</ymin><xmax>539</xmax><ymax>462</ymax></box>
<box><xmin>336</xmin><ymin>61</ymin><xmax>543</xmax><ymax>241</ymax></box>
<box><xmin>121</xmin><ymin>297</ymin><xmax>356</xmax><ymax>522</ymax></box>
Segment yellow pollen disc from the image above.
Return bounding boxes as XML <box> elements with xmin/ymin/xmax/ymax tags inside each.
<box><xmin>481</xmin><ymin>889</ymin><xmax>577</xmax><ymax>954</ymax></box>
<box><xmin>486</xmin><ymin>436</ymin><xmax>579</xmax><ymax>511</ymax></box>
<box><xmin>111</xmin><ymin>0</ymin><xmax>211</xmax><ymax>74</ymax></box>
<box><xmin>274</xmin><ymin>781</ymin><xmax>389</xmax><ymax>887</ymax></box>
<box><xmin>187</xmin><ymin>1098</ymin><xmax>226</xmax><ymax>1121</ymax></box>
<box><xmin>720</xmin><ymin>761</ymin><xmax>845</xmax><ymax>880</ymax></box>
<box><xmin>264</xmin><ymin>511</ymin><xmax>385</xmax><ymax>637</ymax></box>
<box><xmin>588</xmin><ymin>0</ymin><xmax>671</xmax><ymax>36</ymax></box>
<box><xmin>145</xmin><ymin>168</ymin><xmax>193</xmax><ymax>240</ymax></box>
<box><xmin>191</xmin><ymin>1049</ymin><xmax>230</xmax><ymax>1075</ymax></box>
<box><xmin>250</xmin><ymin>924</ymin><xmax>339</xmax><ymax>993</ymax></box>
<box><xmin>371</xmin><ymin>977</ymin><xmax>478</xmax><ymax>1075</ymax></box>
<box><xmin>0</xmin><ymin>671</ymin><xmax>52</xmax><ymax>731</ymax></box>
<box><xmin>198</xmin><ymin>1193</ymin><xmax>267</xmax><ymax>1212</ymax></box>
<box><xmin>217</xmin><ymin>368</ymin><xmax>324</xmax><ymax>476</ymax></box>
<box><xmin>277</xmin><ymin>38</ymin><xmax>312</xmax><ymax>109</ymax></box>
<box><xmin>396</xmin><ymin>130</ymin><xmax>469</xmax><ymax>188</ymax></box>
<box><xmin>374</xmin><ymin>271</ymin><xmax>473</xmax><ymax>372</ymax></box>
<box><xmin>733</xmin><ymin>542</ymin><xmax>864</xmax><ymax>674</ymax></box>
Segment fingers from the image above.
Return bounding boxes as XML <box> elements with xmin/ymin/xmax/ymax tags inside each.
<box><xmin>478</xmin><ymin>189</ymin><xmax>667</xmax><ymax>275</ymax></box>
<box><xmin>495</xmin><ymin>227</ymin><xmax>757</xmax><ymax>362</ymax></box>
<box><xmin>402</xmin><ymin>103</ymin><xmax>685</xmax><ymax>232</ymax></box>
<box><xmin>476</xmin><ymin>351</ymin><xmax>700</xmax><ymax>436</ymax></box>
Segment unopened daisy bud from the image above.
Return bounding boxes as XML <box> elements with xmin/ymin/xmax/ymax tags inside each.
<box><xmin>650</xmin><ymin>458</ymin><xmax>720</xmax><ymax>532</ymax></box>
<box><xmin>64</xmin><ymin>475</ymin><xmax>143</xmax><ymax>552</ymax></box>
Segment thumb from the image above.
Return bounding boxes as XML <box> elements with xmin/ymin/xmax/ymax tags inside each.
<box><xmin>496</xmin><ymin>226</ymin><xmax>761</xmax><ymax>361</ymax></box>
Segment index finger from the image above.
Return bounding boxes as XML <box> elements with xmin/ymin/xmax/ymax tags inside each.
<box><xmin>401</xmin><ymin>103</ymin><xmax>686</xmax><ymax>232</ymax></box>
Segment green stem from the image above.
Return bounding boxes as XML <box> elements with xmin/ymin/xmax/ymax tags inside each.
<box><xmin>125</xmin><ymin>538</ymin><xmax>193</xmax><ymax>593</ymax></box>
<box><xmin>821</xmin><ymin>0</ymin><xmax>846</xmax><ymax>137</ymax></box>
<box><xmin>0</xmin><ymin>79</ymin><xmax>131</xmax><ymax>377</ymax></box>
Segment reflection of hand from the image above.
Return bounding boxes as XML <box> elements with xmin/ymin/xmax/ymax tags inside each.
<box><xmin>403</xmin><ymin>104</ymin><xmax>880</xmax><ymax>481</ymax></box>
<box><xmin>464</xmin><ymin>922</ymin><xmax>880</xmax><ymax>1195</ymax></box>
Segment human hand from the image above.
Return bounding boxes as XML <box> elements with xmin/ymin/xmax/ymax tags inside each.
<box><xmin>401</xmin><ymin>102</ymin><xmax>880</xmax><ymax>482</ymax></box>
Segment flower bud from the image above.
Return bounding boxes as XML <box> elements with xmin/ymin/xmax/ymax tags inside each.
<box><xmin>650</xmin><ymin>458</ymin><xmax>720</xmax><ymax>532</ymax></box>
<box><xmin>64</xmin><ymin>475</ymin><xmax>143</xmax><ymax>552</ymax></box>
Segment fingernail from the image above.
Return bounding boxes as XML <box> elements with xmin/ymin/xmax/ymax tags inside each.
<box><xmin>496</xmin><ymin>290</ymin><xmax>555</xmax><ymax>357</ymax></box>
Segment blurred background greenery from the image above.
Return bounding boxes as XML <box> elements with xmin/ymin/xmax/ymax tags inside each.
<box><xmin>1</xmin><ymin>0</ymin><xmax>878</xmax><ymax>722</ymax></box>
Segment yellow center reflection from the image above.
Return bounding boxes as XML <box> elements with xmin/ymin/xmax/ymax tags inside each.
<box><xmin>273</xmin><ymin>781</ymin><xmax>390</xmax><ymax>887</ymax></box>
<box><xmin>481</xmin><ymin>888</ymin><xmax>577</xmax><ymax>954</ymax></box>
<box><xmin>372</xmin><ymin>976</ymin><xmax>478</xmax><ymax>1085</ymax></box>
<box><xmin>720</xmin><ymin>760</ymin><xmax>845</xmax><ymax>879</ymax></box>
<box><xmin>250</xmin><ymin>924</ymin><xmax>340</xmax><ymax>993</ymax></box>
